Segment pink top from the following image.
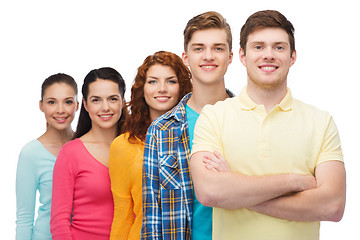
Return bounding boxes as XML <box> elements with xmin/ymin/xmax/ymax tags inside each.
<box><xmin>50</xmin><ymin>138</ymin><xmax>114</xmax><ymax>240</ymax></box>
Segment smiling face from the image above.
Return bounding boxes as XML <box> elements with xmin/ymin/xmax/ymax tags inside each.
<box><xmin>40</xmin><ymin>82</ymin><xmax>78</xmax><ymax>131</ymax></box>
<box><xmin>240</xmin><ymin>27</ymin><xmax>296</xmax><ymax>90</ymax></box>
<box><xmin>143</xmin><ymin>64</ymin><xmax>180</xmax><ymax>120</ymax></box>
<box><xmin>84</xmin><ymin>78</ymin><xmax>123</xmax><ymax>131</ymax></box>
<box><xmin>182</xmin><ymin>28</ymin><xmax>233</xmax><ymax>86</ymax></box>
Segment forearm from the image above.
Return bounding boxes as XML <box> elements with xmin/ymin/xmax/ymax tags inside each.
<box><xmin>190</xmin><ymin>152</ymin><xmax>315</xmax><ymax>209</ymax></box>
<box><xmin>50</xmin><ymin>154</ymin><xmax>74</xmax><ymax>240</ymax></box>
<box><xmin>16</xmin><ymin>156</ymin><xmax>36</xmax><ymax>239</ymax></box>
<box><xmin>249</xmin><ymin>161</ymin><xmax>346</xmax><ymax>222</ymax></box>
<box><xmin>249</xmin><ymin>186</ymin><xmax>344</xmax><ymax>221</ymax></box>
<box><xmin>142</xmin><ymin>144</ymin><xmax>162</xmax><ymax>239</ymax></box>
<box><xmin>141</xmin><ymin>176</ymin><xmax>162</xmax><ymax>239</ymax></box>
<box><xmin>197</xmin><ymin>171</ymin><xmax>309</xmax><ymax>209</ymax></box>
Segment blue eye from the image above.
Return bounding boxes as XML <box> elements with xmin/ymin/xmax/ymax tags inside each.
<box><xmin>66</xmin><ymin>100</ymin><xmax>74</xmax><ymax>105</ymax></box>
<box><xmin>48</xmin><ymin>100</ymin><xmax>55</xmax><ymax>105</ymax></box>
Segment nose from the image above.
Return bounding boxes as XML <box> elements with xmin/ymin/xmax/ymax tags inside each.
<box><xmin>102</xmin><ymin>100</ymin><xmax>110</xmax><ymax>112</ymax></box>
<box><xmin>203</xmin><ymin>48</ymin><xmax>214</xmax><ymax>61</ymax></box>
<box><xmin>158</xmin><ymin>81</ymin><xmax>168</xmax><ymax>93</ymax></box>
<box><xmin>263</xmin><ymin>47</ymin><xmax>275</xmax><ymax>61</ymax></box>
<box><xmin>56</xmin><ymin>103</ymin><xmax>65</xmax><ymax>114</ymax></box>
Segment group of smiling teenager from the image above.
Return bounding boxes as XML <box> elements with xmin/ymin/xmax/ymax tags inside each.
<box><xmin>16</xmin><ymin>9</ymin><xmax>345</xmax><ymax>240</ymax></box>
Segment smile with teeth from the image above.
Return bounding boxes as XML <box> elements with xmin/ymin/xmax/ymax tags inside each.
<box><xmin>99</xmin><ymin>114</ymin><xmax>113</xmax><ymax>120</ymax></box>
<box><xmin>155</xmin><ymin>96</ymin><xmax>170</xmax><ymax>102</ymax></box>
<box><xmin>201</xmin><ymin>65</ymin><xmax>217</xmax><ymax>70</ymax></box>
<box><xmin>260</xmin><ymin>65</ymin><xmax>278</xmax><ymax>71</ymax></box>
<box><xmin>54</xmin><ymin>117</ymin><xmax>67</xmax><ymax>123</ymax></box>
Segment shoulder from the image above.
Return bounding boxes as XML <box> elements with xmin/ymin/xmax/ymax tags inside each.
<box><xmin>293</xmin><ymin>98</ymin><xmax>332</xmax><ymax>121</ymax></box>
<box><xmin>19</xmin><ymin>139</ymin><xmax>41</xmax><ymax>155</ymax></box>
<box><xmin>112</xmin><ymin>133</ymin><xmax>130</xmax><ymax>147</ymax></box>
<box><xmin>57</xmin><ymin>138</ymin><xmax>85</xmax><ymax>161</ymax></box>
<box><xmin>149</xmin><ymin>94</ymin><xmax>191</xmax><ymax>132</ymax></box>
<box><xmin>202</xmin><ymin>96</ymin><xmax>238</xmax><ymax>116</ymax></box>
<box><xmin>18</xmin><ymin>139</ymin><xmax>47</xmax><ymax>162</ymax></box>
<box><xmin>18</xmin><ymin>140</ymin><xmax>43</xmax><ymax>168</ymax></box>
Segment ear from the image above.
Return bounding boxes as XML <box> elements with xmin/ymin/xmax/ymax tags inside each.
<box><xmin>39</xmin><ymin>100</ymin><xmax>44</xmax><ymax>112</ymax></box>
<box><xmin>83</xmin><ymin>98</ymin><xmax>88</xmax><ymax>112</ymax></box>
<box><xmin>239</xmin><ymin>48</ymin><xmax>247</xmax><ymax>67</ymax></box>
<box><xmin>76</xmin><ymin>100</ymin><xmax>79</xmax><ymax>112</ymax></box>
<box><xmin>289</xmin><ymin>50</ymin><xmax>297</xmax><ymax>67</ymax></box>
<box><xmin>182</xmin><ymin>51</ymin><xmax>189</xmax><ymax>67</ymax></box>
<box><xmin>228</xmin><ymin>51</ymin><xmax>233</xmax><ymax>65</ymax></box>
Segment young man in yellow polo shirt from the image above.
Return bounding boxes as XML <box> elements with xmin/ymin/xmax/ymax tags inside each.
<box><xmin>190</xmin><ymin>10</ymin><xmax>346</xmax><ymax>240</ymax></box>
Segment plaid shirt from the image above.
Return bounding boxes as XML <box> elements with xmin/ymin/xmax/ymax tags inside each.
<box><xmin>141</xmin><ymin>90</ymin><xmax>234</xmax><ymax>240</ymax></box>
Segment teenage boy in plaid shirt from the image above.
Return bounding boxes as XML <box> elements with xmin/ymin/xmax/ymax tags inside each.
<box><xmin>141</xmin><ymin>11</ymin><xmax>234</xmax><ymax>240</ymax></box>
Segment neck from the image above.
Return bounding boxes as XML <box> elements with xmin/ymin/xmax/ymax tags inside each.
<box><xmin>82</xmin><ymin>125</ymin><xmax>117</xmax><ymax>145</ymax></box>
<box><xmin>149</xmin><ymin>110</ymin><xmax>162</xmax><ymax>122</ymax></box>
<box><xmin>187</xmin><ymin>80</ymin><xmax>228</xmax><ymax>114</ymax></box>
<box><xmin>40</xmin><ymin>126</ymin><xmax>74</xmax><ymax>145</ymax></box>
<box><xmin>246</xmin><ymin>81</ymin><xmax>287</xmax><ymax>112</ymax></box>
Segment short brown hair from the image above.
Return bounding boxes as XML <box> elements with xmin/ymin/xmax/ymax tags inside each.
<box><xmin>183</xmin><ymin>11</ymin><xmax>232</xmax><ymax>52</ymax></box>
<box><xmin>240</xmin><ymin>10</ymin><xmax>295</xmax><ymax>55</ymax></box>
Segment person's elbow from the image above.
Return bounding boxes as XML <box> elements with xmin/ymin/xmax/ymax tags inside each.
<box><xmin>193</xmin><ymin>184</ymin><xmax>219</xmax><ymax>207</ymax></box>
<box><xmin>324</xmin><ymin>198</ymin><xmax>345</xmax><ymax>222</ymax></box>
<box><xmin>318</xmin><ymin>194</ymin><xmax>345</xmax><ymax>222</ymax></box>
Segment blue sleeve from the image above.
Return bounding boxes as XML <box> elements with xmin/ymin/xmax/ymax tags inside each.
<box><xmin>141</xmin><ymin>125</ymin><xmax>162</xmax><ymax>240</ymax></box>
<box><xmin>16</xmin><ymin>143</ymin><xmax>38</xmax><ymax>240</ymax></box>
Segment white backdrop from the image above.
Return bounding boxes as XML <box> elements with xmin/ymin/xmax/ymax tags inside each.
<box><xmin>1</xmin><ymin>0</ymin><xmax>359</xmax><ymax>238</ymax></box>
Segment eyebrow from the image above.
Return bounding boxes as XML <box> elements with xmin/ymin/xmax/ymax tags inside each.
<box><xmin>45</xmin><ymin>96</ymin><xmax>74</xmax><ymax>100</ymax></box>
<box><xmin>251</xmin><ymin>41</ymin><xmax>289</xmax><ymax>45</ymax></box>
<box><xmin>190</xmin><ymin>43</ymin><xmax>227</xmax><ymax>47</ymax></box>
<box><xmin>89</xmin><ymin>94</ymin><xmax>120</xmax><ymax>99</ymax></box>
<box><xmin>147</xmin><ymin>75</ymin><xmax>178</xmax><ymax>80</ymax></box>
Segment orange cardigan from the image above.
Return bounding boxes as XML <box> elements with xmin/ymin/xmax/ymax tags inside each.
<box><xmin>109</xmin><ymin>133</ymin><xmax>144</xmax><ymax>240</ymax></box>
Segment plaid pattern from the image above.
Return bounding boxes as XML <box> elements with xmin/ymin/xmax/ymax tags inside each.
<box><xmin>141</xmin><ymin>90</ymin><xmax>234</xmax><ymax>240</ymax></box>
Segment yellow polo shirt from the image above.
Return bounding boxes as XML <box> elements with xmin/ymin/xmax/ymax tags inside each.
<box><xmin>191</xmin><ymin>87</ymin><xmax>343</xmax><ymax>240</ymax></box>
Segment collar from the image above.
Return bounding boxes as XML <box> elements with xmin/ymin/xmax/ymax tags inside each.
<box><xmin>163</xmin><ymin>89</ymin><xmax>236</xmax><ymax>123</ymax></box>
<box><xmin>238</xmin><ymin>87</ymin><xmax>294</xmax><ymax>111</ymax></box>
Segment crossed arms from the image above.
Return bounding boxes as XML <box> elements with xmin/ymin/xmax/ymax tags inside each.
<box><xmin>190</xmin><ymin>151</ymin><xmax>346</xmax><ymax>222</ymax></box>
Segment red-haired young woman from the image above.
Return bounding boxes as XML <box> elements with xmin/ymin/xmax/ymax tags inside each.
<box><xmin>109</xmin><ymin>51</ymin><xmax>192</xmax><ymax>239</ymax></box>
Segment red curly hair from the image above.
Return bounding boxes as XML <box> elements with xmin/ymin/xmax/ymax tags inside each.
<box><xmin>123</xmin><ymin>51</ymin><xmax>192</xmax><ymax>143</ymax></box>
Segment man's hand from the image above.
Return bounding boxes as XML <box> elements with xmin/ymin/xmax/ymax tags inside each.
<box><xmin>203</xmin><ymin>150</ymin><xmax>231</xmax><ymax>172</ymax></box>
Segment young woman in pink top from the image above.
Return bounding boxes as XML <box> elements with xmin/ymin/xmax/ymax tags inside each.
<box><xmin>50</xmin><ymin>67</ymin><xmax>127</xmax><ymax>240</ymax></box>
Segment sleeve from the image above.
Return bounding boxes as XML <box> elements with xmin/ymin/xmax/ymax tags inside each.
<box><xmin>191</xmin><ymin>105</ymin><xmax>224</xmax><ymax>156</ymax></box>
<box><xmin>317</xmin><ymin>116</ymin><xmax>344</xmax><ymax>166</ymax></box>
<box><xmin>109</xmin><ymin>136</ymin><xmax>135</xmax><ymax>240</ymax></box>
<box><xmin>141</xmin><ymin>126</ymin><xmax>162</xmax><ymax>240</ymax></box>
<box><xmin>16</xmin><ymin>144</ymin><xmax>37</xmax><ymax>240</ymax></box>
<box><xmin>50</xmin><ymin>144</ymin><xmax>75</xmax><ymax>240</ymax></box>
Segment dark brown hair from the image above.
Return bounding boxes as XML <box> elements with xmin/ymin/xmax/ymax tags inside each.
<box><xmin>41</xmin><ymin>73</ymin><xmax>77</xmax><ymax>101</ymax></box>
<box><xmin>73</xmin><ymin>67</ymin><xmax>127</xmax><ymax>139</ymax></box>
<box><xmin>240</xmin><ymin>10</ymin><xmax>295</xmax><ymax>55</ymax></box>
